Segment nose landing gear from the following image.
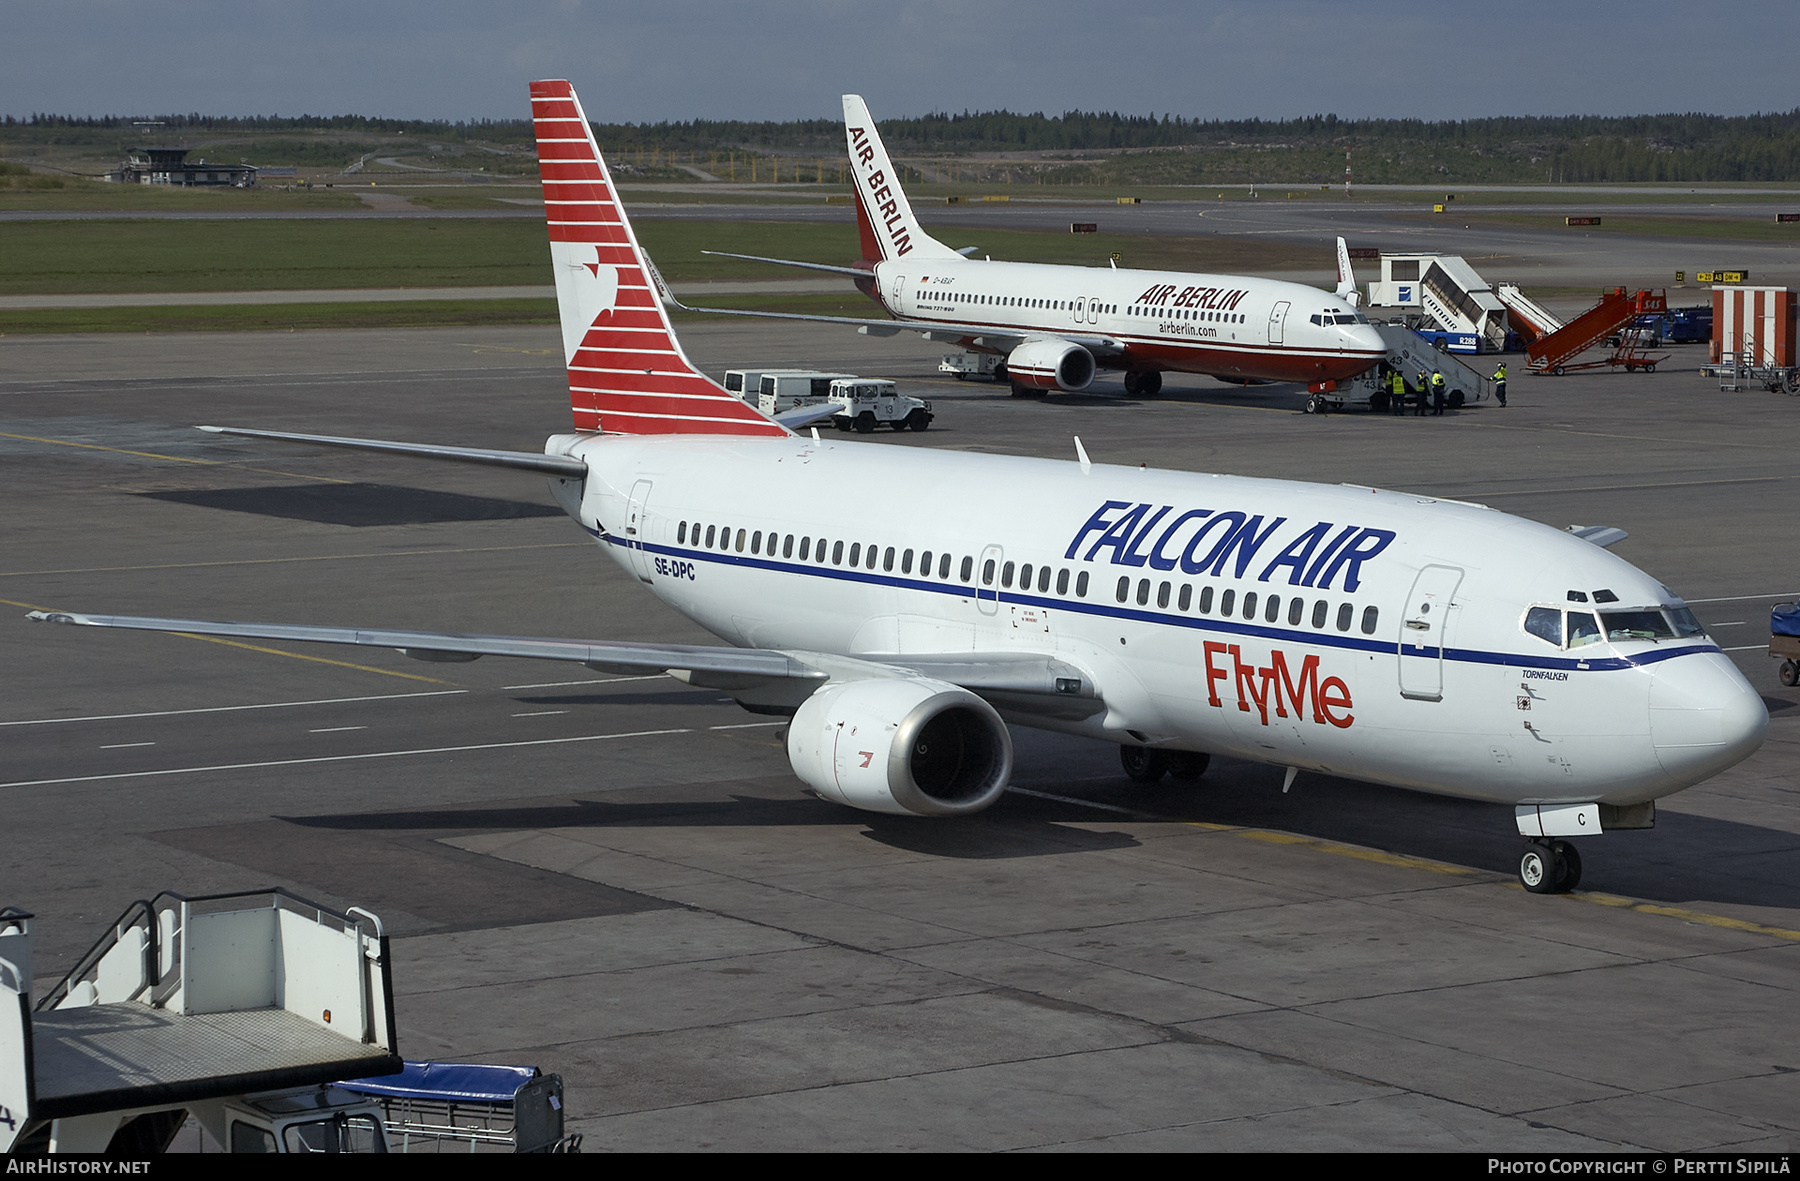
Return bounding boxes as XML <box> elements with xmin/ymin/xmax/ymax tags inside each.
<box><xmin>1519</xmin><ymin>839</ymin><xmax>1583</xmax><ymax>894</ymax></box>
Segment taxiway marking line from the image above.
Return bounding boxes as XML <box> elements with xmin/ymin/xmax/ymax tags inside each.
<box><xmin>1570</xmin><ymin>892</ymin><xmax>1800</xmax><ymax>943</ymax></box>
<box><xmin>0</xmin><ymin>689</ymin><xmax>467</xmax><ymax>728</ymax></box>
<box><xmin>0</xmin><ymin>727</ymin><xmax>694</xmax><ymax>790</ymax></box>
<box><xmin>1235</xmin><ymin>828</ymin><xmax>1477</xmax><ymax>875</ymax></box>
<box><xmin>0</xmin><ymin>542</ymin><xmax>587</xmax><ymax>579</ymax></box>
<box><xmin>0</xmin><ymin>430</ymin><xmax>352</xmax><ymax>483</ymax></box>
<box><xmin>1007</xmin><ymin>786</ymin><xmax>1144</xmax><ymax>815</ymax></box>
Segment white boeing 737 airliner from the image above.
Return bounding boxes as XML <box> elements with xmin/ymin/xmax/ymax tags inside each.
<box><xmin>30</xmin><ymin>80</ymin><xmax>1765</xmax><ymax>896</ymax></box>
<box><xmin>682</xmin><ymin>95</ymin><xmax>1386</xmax><ymax>398</ymax></box>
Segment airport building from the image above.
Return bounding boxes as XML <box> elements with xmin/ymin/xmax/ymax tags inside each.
<box><xmin>106</xmin><ymin>146</ymin><xmax>258</xmax><ymax>187</ymax></box>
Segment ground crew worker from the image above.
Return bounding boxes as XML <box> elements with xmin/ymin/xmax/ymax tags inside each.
<box><xmin>1412</xmin><ymin>371</ymin><xmax>1428</xmax><ymax>416</ymax></box>
<box><xmin>1493</xmin><ymin>362</ymin><xmax>1507</xmax><ymax>408</ymax></box>
<box><xmin>1430</xmin><ymin>369</ymin><xmax>1447</xmax><ymax>415</ymax></box>
<box><xmin>1390</xmin><ymin>368</ymin><xmax>1406</xmax><ymax>416</ymax></box>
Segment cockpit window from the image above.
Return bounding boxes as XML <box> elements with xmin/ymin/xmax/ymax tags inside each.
<box><xmin>1568</xmin><ymin>612</ymin><xmax>1602</xmax><ymax>648</ymax></box>
<box><xmin>1524</xmin><ymin>607</ymin><xmax>1562</xmax><ymax>647</ymax></box>
<box><xmin>1668</xmin><ymin>606</ymin><xmax>1707</xmax><ymax>638</ymax></box>
<box><xmin>1602</xmin><ymin>610</ymin><xmax>1675</xmax><ymax>642</ymax></box>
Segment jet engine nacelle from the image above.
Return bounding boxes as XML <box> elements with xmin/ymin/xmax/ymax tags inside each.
<box><xmin>1005</xmin><ymin>340</ymin><xmax>1096</xmax><ymax>392</ymax></box>
<box><xmin>786</xmin><ymin>677</ymin><xmax>1014</xmax><ymax>816</ymax></box>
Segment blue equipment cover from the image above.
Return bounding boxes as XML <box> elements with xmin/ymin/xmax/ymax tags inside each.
<box><xmin>1772</xmin><ymin>604</ymin><xmax>1800</xmax><ymax>638</ymax></box>
<box><xmin>341</xmin><ymin>1061</ymin><xmax>539</xmax><ymax>1104</ymax></box>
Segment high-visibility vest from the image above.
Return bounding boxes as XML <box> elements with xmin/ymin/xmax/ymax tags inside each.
<box><xmin>1431</xmin><ymin>373</ymin><xmax>1444</xmax><ymax>388</ymax></box>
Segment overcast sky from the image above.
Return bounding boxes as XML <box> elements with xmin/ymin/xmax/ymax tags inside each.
<box><xmin>6</xmin><ymin>0</ymin><xmax>1797</xmax><ymax>126</ymax></box>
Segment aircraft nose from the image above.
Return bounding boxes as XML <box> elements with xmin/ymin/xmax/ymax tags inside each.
<box><xmin>1647</xmin><ymin>652</ymin><xmax>1768</xmax><ymax>786</ymax></box>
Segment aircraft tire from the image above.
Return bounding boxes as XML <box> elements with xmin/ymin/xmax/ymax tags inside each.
<box><xmin>1519</xmin><ymin>844</ymin><xmax>1558</xmax><ymax>894</ymax></box>
<box><xmin>1123</xmin><ymin>371</ymin><xmax>1141</xmax><ymax>396</ymax></box>
<box><xmin>1168</xmin><ymin>751</ymin><xmax>1210</xmax><ymax>780</ymax></box>
<box><xmin>1120</xmin><ymin>744</ymin><xmax>1169</xmax><ymax>784</ymax></box>
<box><xmin>1553</xmin><ymin>841</ymin><xmax>1582</xmax><ymax>892</ymax></box>
<box><xmin>1141</xmin><ymin>371</ymin><xmax>1162</xmax><ymax>397</ymax></box>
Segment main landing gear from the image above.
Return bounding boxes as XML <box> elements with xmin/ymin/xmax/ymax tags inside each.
<box><xmin>1518</xmin><ymin>839</ymin><xmax>1583</xmax><ymax>894</ymax></box>
<box><xmin>1120</xmin><ymin>745</ymin><xmax>1210</xmax><ymax>784</ymax></box>
<box><xmin>1122</xmin><ymin>371</ymin><xmax>1162</xmax><ymax>397</ymax></box>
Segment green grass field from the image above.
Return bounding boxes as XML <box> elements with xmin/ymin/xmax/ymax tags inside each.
<box><xmin>0</xmin><ymin>292</ymin><xmax>878</xmax><ymax>335</ymax></box>
<box><xmin>1402</xmin><ymin>210</ymin><xmax>1800</xmax><ymax>241</ymax></box>
<box><xmin>0</xmin><ymin>215</ymin><xmax>1332</xmax><ymax>300</ymax></box>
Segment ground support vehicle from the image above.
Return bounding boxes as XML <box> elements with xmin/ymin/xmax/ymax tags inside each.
<box><xmin>1302</xmin><ymin>325</ymin><xmax>1492</xmax><ymax>414</ymax></box>
<box><xmin>1529</xmin><ymin>288</ymin><xmax>1668</xmax><ymax>376</ymax></box>
<box><xmin>1703</xmin><ymin>357</ymin><xmax>1800</xmax><ymax>394</ymax></box>
<box><xmin>1772</xmin><ymin>603</ymin><xmax>1800</xmax><ymax>686</ymax></box>
<box><xmin>825</xmin><ymin>379</ymin><xmax>933</xmax><ymax>433</ymax></box>
<box><xmin>342</xmin><ymin>1062</ymin><xmax>576</xmax><ymax>1153</ymax></box>
<box><xmin>1</xmin><ymin>890</ymin><xmax>399</xmax><ymax>1154</ymax></box>
<box><xmin>938</xmin><ymin>352</ymin><xmax>1005</xmax><ymax>382</ymax></box>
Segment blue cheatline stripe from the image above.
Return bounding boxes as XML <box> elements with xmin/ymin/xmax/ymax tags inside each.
<box><xmin>591</xmin><ymin>528</ymin><xmax>1722</xmax><ymax>675</ymax></box>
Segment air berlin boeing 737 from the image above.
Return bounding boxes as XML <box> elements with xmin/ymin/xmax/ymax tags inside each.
<box><xmin>30</xmin><ymin>80</ymin><xmax>1764</xmax><ymax>895</ymax></box>
<box><xmin>683</xmin><ymin>95</ymin><xmax>1387</xmax><ymax>398</ymax></box>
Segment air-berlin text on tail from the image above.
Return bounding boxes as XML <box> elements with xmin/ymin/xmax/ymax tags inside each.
<box><xmin>1065</xmin><ymin>500</ymin><xmax>1396</xmax><ymax>590</ymax></box>
<box><xmin>849</xmin><ymin>126</ymin><xmax>912</xmax><ymax>257</ymax></box>
<box><xmin>1137</xmin><ymin>283</ymin><xmax>1249</xmax><ymax>311</ymax></box>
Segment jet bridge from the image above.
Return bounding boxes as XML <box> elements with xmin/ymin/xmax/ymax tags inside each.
<box><xmin>0</xmin><ymin>890</ymin><xmax>399</xmax><ymax>1154</ymax></box>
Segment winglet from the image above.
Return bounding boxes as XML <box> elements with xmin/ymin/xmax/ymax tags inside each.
<box><xmin>1073</xmin><ymin>436</ymin><xmax>1091</xmax><ymax>474</ymax></box>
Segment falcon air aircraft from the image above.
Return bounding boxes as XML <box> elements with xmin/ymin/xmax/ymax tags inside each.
<box><xmin>679</xmin><ymin>94</ymin><xmax>1385</xmax><ymax>398</ymax></box>
<box><xmin>30</xmin><ymin>80</ymin><xmax>1766</xmax><ymax>895</ymax></box>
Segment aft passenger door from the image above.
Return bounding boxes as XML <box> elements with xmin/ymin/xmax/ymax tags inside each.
<box><xmin>1398</xmin><ymin>565</ymin><xmax>1463</xmax><ymax>701</ymax></box>
<box><xmin>625</xmin><ymin>479</ymin><xmax>654</xmax><ymax>583</ymax></box>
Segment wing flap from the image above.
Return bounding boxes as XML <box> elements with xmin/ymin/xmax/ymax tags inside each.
<box><xmin>27</xmin><ymin>612</ymin><xmax>825</xmax><ymax>683</ymax></box>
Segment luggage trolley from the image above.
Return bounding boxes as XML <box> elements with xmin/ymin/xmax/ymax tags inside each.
<box><xmin>1770</xmin><ymin>603</ymin><xmax>1800</xmax><ymax>687</ymax></box>
<box><xmin>341</xmin><ymin>1061</ymin><xmax>579</xmax><ymax>1153</ymax></box>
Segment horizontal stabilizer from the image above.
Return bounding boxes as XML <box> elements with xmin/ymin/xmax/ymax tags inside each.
<box><xmin>196</xmin><ymin>426</ymin><xmax>587</xmax><ymax>478</ymax></box>
<box><xmin>699</xmin><ymin>250</ymin><xmax>866</xmax><ymax>276</ymax></box>
<box><xmin>774</xmin><ymin>403</ymin><xmax>845</xmax><ymax>430</ymax></box>
<box><xmin>1566</xmin><ymin>524</ymin><xmax>1629</xmax><ymax>548</ymax></box>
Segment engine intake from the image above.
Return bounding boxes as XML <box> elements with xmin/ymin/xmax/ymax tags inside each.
<box><xmin>1005</xmin><ymin>340</ymin><xmax>1096</xmax><ymax>392</ymax></box>
<box><xmin>786</xmin><ymin>677</ymin><xmax>1013</xmax><ymax>816</ymax></box>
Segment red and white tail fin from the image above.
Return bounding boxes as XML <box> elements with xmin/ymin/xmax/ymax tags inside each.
<box><xmin>841</xmin><ymin>95</ymin><xmax>962</xmax><ymax>265</ymax></box>
<box><xmin>530</xmin><ymin>79</ymin><xmax>786</xmax><ymax>437</ymax></box>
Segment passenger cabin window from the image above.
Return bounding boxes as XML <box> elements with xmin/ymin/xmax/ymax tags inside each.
<box><xmin>1361</xmin><ymin>606</ymin><xmax>1380</xmax><ymax>635</ymax></box>
<box><xmin>942</xmin><ymin>554</ymin><xmax>954</xmax><ymax>579</ymax></box>
<box><xmin>960</xmin><ymin>556</ymin><xmax>973</xmax><ymax>582</ymax></box>
<box><xmin>1076</xmin><ymin>571</ymin><xmax>1089</xmax><ymax>597</ymax></box>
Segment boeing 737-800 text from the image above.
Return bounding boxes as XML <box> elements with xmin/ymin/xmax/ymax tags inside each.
<box><xmin>682</xmin><ymin>95</ymin><xmax>1386</xmax><ymax>398</ymax></box>
<box><xmin>30</xmin><ymin>80</ymin><xmax>1765</xmax><ymax>896</ymax></box>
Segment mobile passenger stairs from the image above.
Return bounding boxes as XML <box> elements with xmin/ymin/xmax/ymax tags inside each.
<box><xmin>1526</xmin><ymin>288</ymin><xmax>1670</xmax><ymax>376</ymax></box>
<box><xmin>1309</xmin><ymin>322</ymin><xmax>1494</xmax><ymax>414</ymax></box>
<box><xmin>1</xmin><ymin>890</ymin><xmax>400</xmax><ymax>1155</ymax></box>
<box><xmin>2</xmin><ymin>892</ymin><xmax>578</xmax><ymax>1156</ymax></box>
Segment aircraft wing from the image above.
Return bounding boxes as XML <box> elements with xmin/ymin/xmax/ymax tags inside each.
<box><xmin>24</xmin><ymin>611</ymin><xmax>1101</xmax><ymax>716</ymax></box>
